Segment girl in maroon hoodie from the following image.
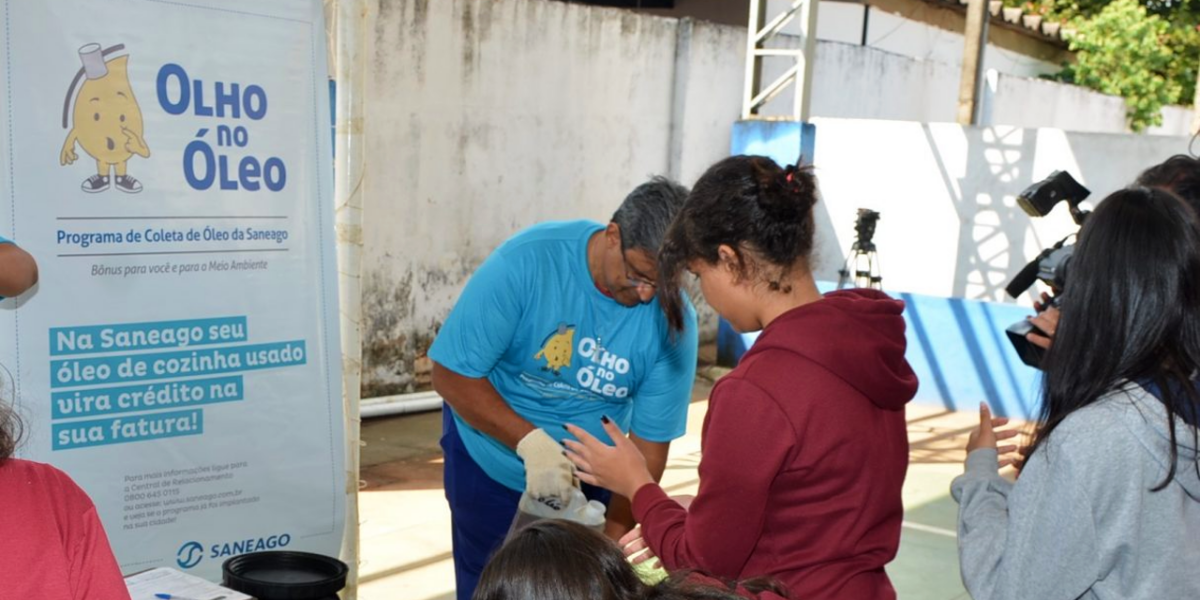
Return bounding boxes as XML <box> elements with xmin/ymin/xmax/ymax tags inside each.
<box><xmin>565</xmin><ymin>155</ymin><xmax>919</xmax><ymax>599</ymax></box>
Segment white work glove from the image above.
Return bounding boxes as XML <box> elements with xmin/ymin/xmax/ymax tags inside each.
<box><xmin>516</xmin><ymin>428</ymin><xmax>578</xmax><ymax>510</ymax></box>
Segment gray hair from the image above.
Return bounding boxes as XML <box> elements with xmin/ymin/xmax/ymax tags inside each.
<box><xmin>611</xmin><ymin>176</ymin><xmax>689</xmax><ymax>255</ymax></box>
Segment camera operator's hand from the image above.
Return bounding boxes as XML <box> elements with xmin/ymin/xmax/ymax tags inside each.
<box><xmin>1026</xmin><ymin>306</ymin><xmax>1059</xmax><ymax>350</ymax></box>
<box><xmin>1032</xmin><ymin>291</ymin><xmax>1052</xmax><ymax>312</ymax></box>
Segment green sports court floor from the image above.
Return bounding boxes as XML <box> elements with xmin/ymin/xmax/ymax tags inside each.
<box><xmin>354</xmin><ymin>371</ymin><xmax>1001</xmax><ymax>600</ymax></box>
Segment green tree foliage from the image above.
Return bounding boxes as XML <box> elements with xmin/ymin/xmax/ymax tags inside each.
<box><xmin>1046</xmin><ymin>0</ymin><xmax>1185</xmax><ymax>131</ymax></box>
<box><xmin>1024</xmin><ymin>0</ymin><xmax>1200</xmax><ymax>20</ymax></box>
<box><xmin>1164</xmin><ymin>22</ymin><xmax>1200</xmax><ymax>106</ymax></box>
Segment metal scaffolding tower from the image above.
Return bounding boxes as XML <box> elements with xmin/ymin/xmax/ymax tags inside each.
<box><xmin>741</xmin><ymin>0</ymin><xmax>820</xmax><ymax>121</ymax></box>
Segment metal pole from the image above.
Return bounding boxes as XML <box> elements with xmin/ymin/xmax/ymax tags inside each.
<box><xmin>742</xmin><ymin>0</ymin><xmax>766</xmax><ymax>119</ymax></box>
<box><xmin>957</xmin><ymin>0</ymin><xmax>989</xmax><ymax>125</ymax></box>
<box><xmin>330</xmin><ymin>0</ymin><xmax>368</xmax><ymax>596</ymax></box>
<box><xmin>861</xmin><ymin>5</ymin><xmax>870</xmax><ymax>47</ymax></box>
<box><xmin>795</xmin><ymin>0</ymin><xmax>820</xmax><ymax>122</ymax></box>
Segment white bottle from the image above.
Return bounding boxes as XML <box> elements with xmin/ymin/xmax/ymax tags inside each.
<box><xmin>507</xmin><ymin>487</ymin><xmax>607</xmax><ymax>539</ymax></box>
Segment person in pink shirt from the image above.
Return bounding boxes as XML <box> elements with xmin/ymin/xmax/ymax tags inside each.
<box><xmin>0</xmin><ymin>397</ymin><xmax>130</xmax><ymax>599</ymax></box>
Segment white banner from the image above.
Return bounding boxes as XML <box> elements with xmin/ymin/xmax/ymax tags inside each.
<box><xmin>0</xmin><ymin>0</ymin><xmax>344</xmax><ymax>581</ymax></box>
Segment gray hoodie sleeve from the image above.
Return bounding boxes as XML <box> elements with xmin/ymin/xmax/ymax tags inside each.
<box><xmin>951</xmin><ymin>445</ymin><xmax>1100</xmax><ymax>599</ymax></box>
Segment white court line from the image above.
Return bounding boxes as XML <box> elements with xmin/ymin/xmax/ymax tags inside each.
<box><xmin>902</xmin><ymin>520</ymin><xmax>957</xmax><ymax>538</ymax></box>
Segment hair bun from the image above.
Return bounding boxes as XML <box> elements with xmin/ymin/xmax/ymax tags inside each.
<box><xmin>762</xmin><ymin>163</ymin><xmax>816</xmax><ymax>217</ymax></box>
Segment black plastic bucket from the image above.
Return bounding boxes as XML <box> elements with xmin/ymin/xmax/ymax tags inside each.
<box><xmin>222</xmin><ymin>551</ymin><xmax>348</xmax><ymax>600</ymax></box>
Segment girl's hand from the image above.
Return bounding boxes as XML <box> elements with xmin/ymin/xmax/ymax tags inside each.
<box><xmin>966</xmin><ymin>402</ymin><xmax>1021</xmax><ymax>468</ymax></box>
<box><xmin>562</xmin><ymin>418</ymin><xmax>654</xmax><ymax>500</ymax></box>
<box><xmin>1008</xmin><ymin>444</ymin><xmax>1032</xmax><ymax>478</ymax></box>
<box><xmin>618</xmin><ymin>525</ymin><xmax>659</xmax><ymax>567</ymax></box>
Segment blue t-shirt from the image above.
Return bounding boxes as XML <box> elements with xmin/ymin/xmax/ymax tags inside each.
<box><xmin>428</xmin><ymin>220</ymin><xmax>698</xmax><ymax>491</ymax></box>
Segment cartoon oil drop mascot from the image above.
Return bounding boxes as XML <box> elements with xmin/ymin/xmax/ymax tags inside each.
<box><xmin>533</xmin><ymin>323</ymin><xmax>575</xmax><ymax>376</ymax></box>
<box><xmin>59</xmin><ymin>43</ymin><xmax>150</xmax><ymax>193</ymax></box>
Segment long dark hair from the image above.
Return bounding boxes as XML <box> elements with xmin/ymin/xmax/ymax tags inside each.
<box><xmin>474</xmin><ymin>519</ymin><xmax>784</xmax><ymax>600</ymax></box>
<box><xmin>1034</xmin><ymin>186</ymin><xmax>1200</xmax><ymax>488</ymax></box>
<box><xmin>0</xmin><ymin>395</ymin><xmax>23</xmax><ymax>460</ymax></box>
<box><xmin>474</xmin><ymin>519</ymin><xmax>644</xmax><ymax>600</ymax></box>
<box><xmin>657</xmin><ymin>155</ymin><xmax>819</xmax><ymax>331</ymax></box>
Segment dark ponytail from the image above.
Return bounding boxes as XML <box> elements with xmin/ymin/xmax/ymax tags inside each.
<box><xmin>658</xmin><ymin>155</ymin><xmax>819</xmax><ymax>331</ymax></box>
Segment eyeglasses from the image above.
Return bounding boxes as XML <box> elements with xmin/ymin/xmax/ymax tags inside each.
<box><xmin>621</xmin><ymin>251</ymin><xmax>657</xmax><ymax>290</ymax></box>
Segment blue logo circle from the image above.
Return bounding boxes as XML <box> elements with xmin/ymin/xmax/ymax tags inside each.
<box><xmin>176</xmin><ymin>541</ymin><xmax>204</xmax><ymax>569</ymax></box>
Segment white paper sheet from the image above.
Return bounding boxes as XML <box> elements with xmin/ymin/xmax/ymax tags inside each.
<box><xmin>124</xmin><ymin>567</ymin><xmax>253</xmax><ymax>600</ymax></box>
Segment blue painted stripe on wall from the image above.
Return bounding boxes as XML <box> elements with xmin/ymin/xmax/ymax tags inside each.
<box><xmin>716</xmin><ymin>284</ymin><xmax>1042</xmax><ymax>420</ymax></box>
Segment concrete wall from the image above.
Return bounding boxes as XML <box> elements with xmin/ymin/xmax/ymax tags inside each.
<box><xmin>363</xmin><ymin>0</ymin><xmax>736</xmax><ymax>395</ymax></box>
<box><xmin>360</xmin><ymin>0</ymin><xmax>1194</xmax><ymax>395</ymax></box>
<box><xmin>1153</xmin><ymin>105</ymin><xmax>1195</xmax><ymax>137</ymax></box>
<box><xmin>642</xmin><ymin>0</ymin><xmax>1069</xmax><ymax>79</ymax></box>
<box><xmin>671</xmin><ymin>20</ymin><xmax>747</xmax><ymax>185</ymax></box>
<box><xmin>815</xmin><ymin>1</ymin><xmax>1060</xmax><ymax>79</ymax></box>
<box><xmin>987</xmin><ymin>73</ymin><xmax>1128</xmax><ymax>135</ymax></box>
<box><xmin>988</xmin><ymin>72</ymin><xmax>1194</xmax><ymax>136</ymax></box>
<box><xmin>811</xmin><ymin>41</ymin><xmax>959</xmax><ymax>122</ymax></box>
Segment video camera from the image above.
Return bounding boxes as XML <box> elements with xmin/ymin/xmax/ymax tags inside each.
<box><xmin>854</xmin><ymin>209</ymin><xmax>881</xmax><ymax>250</ymax></box>
<box><xmin>1004</xmin><ymin>171</ymin><xmax>1091</xmax><ymax>367</ymax></box>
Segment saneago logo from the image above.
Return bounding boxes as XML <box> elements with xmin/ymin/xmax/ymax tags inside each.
<box><xmin>209</xmin><ymin>533</ymin><xmax>292</xmax><ymax>560</ymax></box>
<box><xmin>176</xmin><ymin>541</ymin><xmax>204</xmax><ymax>569</ymax></box>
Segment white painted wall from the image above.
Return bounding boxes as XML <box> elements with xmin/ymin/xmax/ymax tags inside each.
<box><xmin>360</xmin><ymin>0</ymin><xmax>1195</xmax><ymax>393</ymax></box>
<box><xmin>809</xmin><ymin>118</ymin><xmax>1192</xmax><ymax>303</ymax></box>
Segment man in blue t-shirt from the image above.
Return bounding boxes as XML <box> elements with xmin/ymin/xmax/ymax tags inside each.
<box><xmin>0</xmin><ymin>235</ymin><xmax>38</xmax><ymax>298</ymax></box>
<box><xmin>429</xmin><ymin>177</ymin><xmax>698</xmax><ymax>600</ymax></box>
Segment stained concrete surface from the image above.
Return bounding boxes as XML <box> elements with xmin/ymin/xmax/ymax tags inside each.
<box><xmin>357</xmin><ymin>372</ymin><xmax>1013</xmax><ymax>600</ymax></box>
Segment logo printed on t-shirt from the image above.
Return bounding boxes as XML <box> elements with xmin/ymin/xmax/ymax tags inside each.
<box><xmin>521</xmin><ymin>324</ymin><xmax>632</xmax><ymax>401</ymax></box>
<box><xmin>575</xmin><ymin>337</ymin><xmax>630</xmax><ymax>398</ymax></box>
<box><xmin>533</xmin><ymin>323</ymin><xmax>575</xmax><ymax>376</ymax></box>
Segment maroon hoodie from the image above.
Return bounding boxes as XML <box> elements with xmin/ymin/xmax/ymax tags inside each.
<box><xmin>632</xmin><ymin>289</ymin><xmax>919</xmax><ymax>599</ymax></box>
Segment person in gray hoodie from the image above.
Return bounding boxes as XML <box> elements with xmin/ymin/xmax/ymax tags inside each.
<box><xmin>953</xmin><ymin>186</ymin><xmax>1200</xmax><ymax>600</ymax></box>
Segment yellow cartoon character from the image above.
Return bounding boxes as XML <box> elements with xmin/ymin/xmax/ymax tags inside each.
<box><xmin>59</xmin><ymin>43</ymin><xmax>150</xmax><ymax>193</ymax></box>
<box><xmin>534</xmin><ymin>323</ymin><xmax>575</xmax><ymax>376</ymax></box>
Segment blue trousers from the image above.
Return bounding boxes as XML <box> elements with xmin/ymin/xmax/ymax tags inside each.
<box><xmin>440</xmin><ymin>407</ymin><xmax>611</xmax><ymax>600</ymax></box>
